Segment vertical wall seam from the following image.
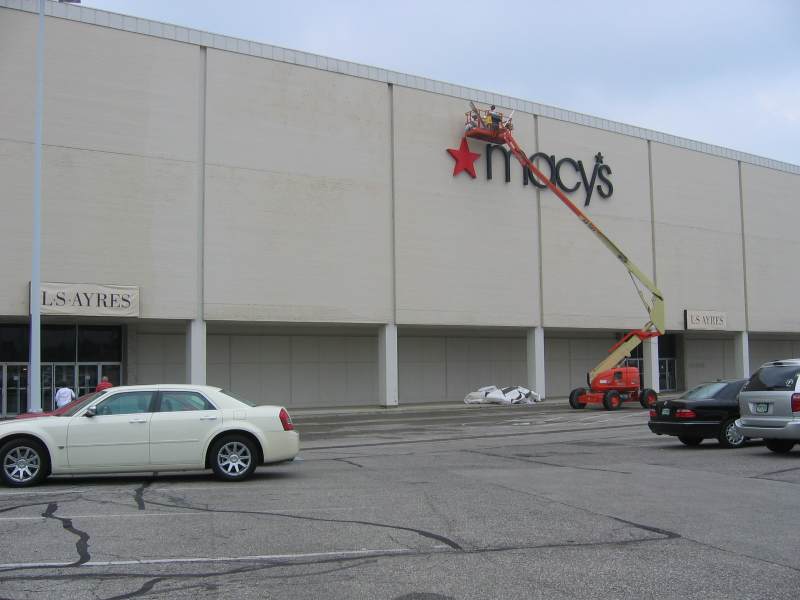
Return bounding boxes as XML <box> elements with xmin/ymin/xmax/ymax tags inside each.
<box><xmin>534</xmin><ymin>114</ymin><xmax>544</xmax><ymax>326</ymax></box>
<box><xmin>737</xmin><ymin>161</ymin><xmax>750</xmax><ymax>332</ymax></box>
<box><xmin>197</xmin><ymin>46</ymin><xmax>207</xmax><ymax>322</ymax></box>
<box><xmin>647</xmin><ymin>140</ymin><xmax>658</xmax><ymax>286</ymax></box>
<box><xmin>388</xmin><ymin>83</ymin><xmax>397</xmax><ymax>324</ymax></box>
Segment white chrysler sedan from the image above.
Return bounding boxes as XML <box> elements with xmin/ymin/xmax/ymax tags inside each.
<box><xmin>0</xmin><ymin>385</ymin><xmax>299</xmax><ymax>487</ymax></box>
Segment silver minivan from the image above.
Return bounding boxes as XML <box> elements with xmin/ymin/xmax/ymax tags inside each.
<box><xmin>736</xmin><ymin>359</ymin><xmax>800</xmax><ymax>454</ymax></box>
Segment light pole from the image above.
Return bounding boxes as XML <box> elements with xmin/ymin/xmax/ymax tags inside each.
<box><xmin>28</xmin><ymin>0</ymin><xmax>45</xmax><ymax>413</ymax></box>
<box><xmin>29</xmin><ymin>0</ymin><xmax>80</xmax><ymax>413</ymax></box>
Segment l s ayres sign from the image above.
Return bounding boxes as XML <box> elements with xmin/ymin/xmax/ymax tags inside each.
<box><xmin>684</xmin><ymin>310</ymin><xmax>727</xmax><ymax>331</ymax></box>
<box><xmin>33</xmin><ymin>282</ymin><xmax>140</xmax><ymax>317</ymax></box>
<box><xmin>447</xmin><ymin>137</ymin><xmax>613</xmax><ymax>207</ymax></box>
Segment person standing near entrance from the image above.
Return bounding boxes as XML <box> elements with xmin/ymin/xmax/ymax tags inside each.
<box><xmin>95</xmin><ymin>376</ymin><xmax>113</xmax><ymax>393</ymax></box>
<box><xmin>54</xmin><ymin>382</ymin><xmax>75</xmax><ymax>409</ymax></box>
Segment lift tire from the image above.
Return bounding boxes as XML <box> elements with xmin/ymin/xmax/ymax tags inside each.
<box><xmin>569</xmin><ymin>388</ymin><xmax>587</xmax><ymax>409</ymax></box>
<box><xmin>602</xmin><ymin>390</ymin><xmax>622</xmax><ymax>411</ymax></box>
<box><xmin>639</xmin><ymin>388</ymin><xmax>658</xmax><ymax>409</ymax></box>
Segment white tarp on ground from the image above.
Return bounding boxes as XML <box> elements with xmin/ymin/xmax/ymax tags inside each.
<box><xmin>463</xmin><ymin>385</ymin><xmax>542</xmax><ymax>405</ymax></box>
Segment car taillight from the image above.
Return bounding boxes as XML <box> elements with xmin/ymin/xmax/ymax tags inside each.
<box><xmin>675</xmin><ymin>409</ymin><xmax>697</xmax><ymax>419</ymax></box>
<box><xmin>649</xmin><ymin>408</ymin><xmax>656</xmax><ymax>418</ymax></box>
<box><xmin>791</xmin><ymin>394</ymin><xmax>800</xmax><ymax>413</ymax></box>
<box><xmin>279</xmin><ymin>408</ymin><xmax>294</xmax><ymax>431</ymax></box>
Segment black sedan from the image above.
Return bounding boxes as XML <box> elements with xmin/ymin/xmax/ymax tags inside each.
<box><xmin>648</xmin><ymin>379</ymin><xmax>749</xmax><ymax>448</ymax></box>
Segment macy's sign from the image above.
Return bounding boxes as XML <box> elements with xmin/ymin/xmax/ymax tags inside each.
<box><xmin>447</xmin><ymin>138</ymin><xmax>613</xmax><ymax>207</ymax></box>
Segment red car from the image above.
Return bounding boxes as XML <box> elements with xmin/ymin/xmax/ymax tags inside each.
<box><xmin>15</xmin><ymin>392</ymin><xmax>104</xmax><ymax>419</ymax></box>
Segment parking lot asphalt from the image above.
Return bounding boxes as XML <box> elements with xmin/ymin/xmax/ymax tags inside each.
<box><xmin>1</xmin><ymin>401</ymin><xmax>799</xmax><ymax>599</ymax></box>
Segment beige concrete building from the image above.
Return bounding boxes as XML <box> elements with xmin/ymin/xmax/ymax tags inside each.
<box><xmin>1</xmin><ymin>0</ymin><xmax>799</xmax><ymax>415</ymax></box>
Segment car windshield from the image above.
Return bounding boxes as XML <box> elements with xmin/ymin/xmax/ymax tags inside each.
<box><xmin>743</xmin><ymin>365</ymin><xmax>800</xmax><ymax>392</ymax></box>
<box><xmin>217</xmin><ymin>390</ymin><xmax>258</xmax><ymax>407</ymax></box>
<box><xmin>681</xmin><ymin>382</ymin><xmax>727</xmax><ymax>400</ymax></box>
<box><xmin>59</xmin><ymin>392</ymin><xmax>104</xmax><ymax>416</ymax></box>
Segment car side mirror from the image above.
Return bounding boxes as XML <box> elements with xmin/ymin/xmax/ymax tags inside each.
<box><xmin>84</xmin><ymin>406</ymin><xmax>97</xmax><ymax>418</ymax></box>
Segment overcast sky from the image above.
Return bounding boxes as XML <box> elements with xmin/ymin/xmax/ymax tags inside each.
<box><xmin>80</xmin><ymin>0</ymin><xmax>800</xmax><ymax>166</ymax></box>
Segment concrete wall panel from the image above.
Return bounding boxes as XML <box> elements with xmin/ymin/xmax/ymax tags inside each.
<box><xmin>0</xmin><ymin>10</ymin><xmax>200</xmax><ymax>318</ymax></box>
<box><xmin>652</xmin><ymin>144</ymin><xmax>746</xmax><ymax>331</ymax></box>
<box><xmin>204</xmin><ymin>50</ymin><xmax>392</xmax><ymax>323</ymax></box>
<box><xmin>206</xmin><ymin>334</ymin><xmax>377</xmax><ymax>407</ymax></box>
<box><xmin>741</xmin><ymin>165</ymin><xmax>800</xmax><ymax>332</ymax></box>
<box><xmin>749</xmin><ymin>338</ymin><xmax>800</xmax><ymax>371</ymax></box>
<box><xmin>134</xmin><ymin>334</ymin><xmax>186</xmax><ymax>384</ymax></box>
<box><xmin>393</xmin><ymin>87</ymin><xmax>540</xmax><ymax>326</ymax></box>
<box><xmin>683</xmin><ymin>337</ymin><xmax>736</xmax><ymax>389</ymax></box>
<box><xmin>398</xmin><ymin>336</ymin><xmax>526</xmax><ymax>403</ymax></box>
<box><xmin>538</xmin><ymin>118</ymin><xmax>653</xmax><ymax>330</ymax></box>
<box><xmin>543</xmin><ymin>334</ymin><xmax>619</xmax><ymax>397</ymax></box>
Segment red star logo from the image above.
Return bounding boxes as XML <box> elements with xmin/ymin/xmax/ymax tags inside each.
<box><xmin>447</xmin><ymin>137</ymin><xmax>481</xmax><ymax>178</ymax></box>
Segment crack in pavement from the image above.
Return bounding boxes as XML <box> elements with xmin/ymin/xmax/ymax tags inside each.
<box><xmin>0</xmin><ymin>558</ymin><xmax>378</xmax><ymax>600</ymax></box>
<box><xmin>103</xmin><ymin>576</ymin><xmax>165</xmax><ymax>600</ymax></box>
<box><xmin>41</xmin><ymin>502</ymin><xmax>91</xmax><ymax>566</ymax></box>
<box><xmin>749</xmin><ymin>465</ymin><xmax>800</xmax><ymax>481</ymax></box>
<box><xmin>305</xmin><ymin>422</ymin><xmax>644</xmax><ymax>450</ymax></box>
<box><xmin>141</xmin><ymin>497</ymin><xmax>465</xmax><ymax>551</ymax></box>
<box><xmin>133</xmin><ymin>476</ymin><xmax>155</xmax><ymax>511</ymax></box>
<box><xmin>466</xmin><ymin>448</ymin><xmax>633</xmax><ymax>475</ymax></box>
<box><xmin>331</xmin><ymin>458</ymin><xmax>364</xmax><ymax>469</ymax></box>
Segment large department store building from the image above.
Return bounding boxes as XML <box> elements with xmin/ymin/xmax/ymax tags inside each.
<box><xmin>1</xmin><ymin>1</ymin><xmax>799</xmax><ymax>415</ymax></box>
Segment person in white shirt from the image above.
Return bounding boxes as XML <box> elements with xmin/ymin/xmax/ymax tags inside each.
<box><xmin>54</xmin><ymin>383</ymin><xmax>75</xmax><ymax>409</ymax></box>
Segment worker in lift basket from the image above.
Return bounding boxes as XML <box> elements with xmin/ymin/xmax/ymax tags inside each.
<box><xmin>489</xmin><ymin>105</ymin><xmax>502</xmax><ymax>129</ymax></box>
<box><xmin>464</xmin><ymin>112</ymin><xmax>478</xmax><ymax>132</ymax></box>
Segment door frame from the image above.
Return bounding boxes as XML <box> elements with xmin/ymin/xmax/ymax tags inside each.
<box><xmin>1</xmin><ymin>363</ymin><xmax>30</xmax><ymax>417</ymax></box>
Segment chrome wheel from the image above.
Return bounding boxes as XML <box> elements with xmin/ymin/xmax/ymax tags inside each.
<box><xmin>723</xmin><ymin>421</ymin><xmax>745</xmax><ymax>447</ymax></box>
<box><xmin>216</xmin><ymin>441</ymin><xmax>252</xmax><ymax>476</ymax></box>
<box><xmin>3</xmin><ymin>445</ymin><xmax>42</xmax><ymax>484</ymax></box>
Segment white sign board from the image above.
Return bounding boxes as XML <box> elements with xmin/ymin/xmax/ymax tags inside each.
<box><xmin>36</xmin><ymin>282</ymin><xmax>140</xmax><ymax>317</ymax></box>
<box><xmin>684</xmin><ymin>309</ymin><xmax>727</xmax><ymax>331</ymax></box>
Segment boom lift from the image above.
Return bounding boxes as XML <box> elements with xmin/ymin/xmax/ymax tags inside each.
<box><xmin>460</xmin><ymin>103</ymin><xmax>665</xmax><ymax>410</ymax></box>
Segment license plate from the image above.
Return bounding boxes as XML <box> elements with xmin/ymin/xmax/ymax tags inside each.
<box><xmin>755</xmin><ymin>403</ymin><xmax>769</xmax><ymax>414</ymax></box>
<box><xmin>661</xmin><ymin>408</ymin><xmax>670</xmax><ymax>416</ymax></box>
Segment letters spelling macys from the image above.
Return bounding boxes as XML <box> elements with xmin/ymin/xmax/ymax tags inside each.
<box><xmin>485</xmin><ymin>146</ymin><xmax>613</xmax><ymax>207</ymax></box>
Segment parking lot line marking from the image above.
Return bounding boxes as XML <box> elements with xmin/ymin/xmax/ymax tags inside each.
<box><xmin>0</xmin><ymin>506</ymin><xmax>376</xmax><ymax>521</ymax></box>
<box><xmin>0</xmin><ymin>512</ymin><xmax>202</xmax><ymax>522</ymax></box>
<box><xmin>0</xmin><ymin>547</ymin><xmax>435</xmax><ymax>570</ymax></box>
<box><xmin>0</xmin><ymin>489</ymin><xmax>88</xmax><ymax>497</ymax></box>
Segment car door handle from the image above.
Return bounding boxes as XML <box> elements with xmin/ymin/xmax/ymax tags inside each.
<box><xmin>199</xmin><ymin>415</ymin><xmax>218</xmax><ymax>421</ymax></box>
<box><xmin>129</xmin><ymin>418</ymin><xmax>148</xmax><ymax>424</ymax></box>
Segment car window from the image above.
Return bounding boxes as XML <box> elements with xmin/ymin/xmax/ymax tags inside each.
<box><xmin>718</xmin><ymin>381</ymin><xmax>747</xmax><ymax>401</ymax></box>
<box><xmin>159</xmin><ymin>391</ymin><xmax>215</xmax><ymax>412</ymax></box>
<box><xmin>743</xmin><ymin>366</ymin><xmax>800</xmax><ymax>392</ymax></box>
<box><xmin>60</xmin><ymin>392</ymin><xmax>105</xmax><ymax>416</ymax></box>
<box><xmin>94</xmin><ymin>391</ymin><xmax>154</xmax><ymax>416</ymax></box>
<box><xmin>217</xmin><ymin>390</ymin><xmax>257</xmax><ymax>407</ymax></box>
<box><xmin>682</xmin><ymin>382</ymin><xmax>727</xmax><ymax>400</ymax></box>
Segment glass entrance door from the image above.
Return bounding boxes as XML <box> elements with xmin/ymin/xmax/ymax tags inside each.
<box><xmin>100</xmin><ymin>364</ymin><xmax>121</xmax><ymax>387</ymax></box>
<box><xmin>77</xmin><ymin>365</ymin><xmax>99</xmax><ymax>397</ymax></box>
<box><xmin>44</xmin><ymin>364</ymin><xmax>78</xmax><ymax>411</ymax></box>
<box><xmin>4</xmin><ymin>365</ymin><xmax>29</xmax><ymax>416</ymax></box>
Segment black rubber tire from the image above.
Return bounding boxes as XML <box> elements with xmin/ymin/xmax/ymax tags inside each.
<box><xmin>209</xmin><ymin>435</ymin><xmax>258</xmax><ymax>482</ymax></box>
<box><xmin>717</xmin><ymin>418</ymin><xmax>746</xmax><ymax>448</ymax></box>
<box><xmin>602</xmin><ymin>390</ymin><xmax>622</xmax><ymax>411</ymax></box>
<box><xmin>0</xmin><ymin>439</ymin><xmax>49</xmax><ymax>488</ymax></box>
<box><xmin>678</xmin><ymin>436</ymin><xmax>703</xmax><ymax>447</ymax></box>
<box><xmin>639</xmin><ymin>388</ymin><xmax>658</xmax><ymax>409</ymax></box>
<box><xmin>569</xmin><ymin>388</ymin><xmax>587</xmax><ymax>409</ymax></box>
<box><xmin>765</xmin><ymin>440</ymin><xmax>795</xmax><ymax>454</ymax></box>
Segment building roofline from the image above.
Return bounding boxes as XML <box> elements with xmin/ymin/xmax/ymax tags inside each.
<box><xmin>3</xmin><ymin>0</ymin><xmax>798</xmax><ymax>176</ymax></box>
